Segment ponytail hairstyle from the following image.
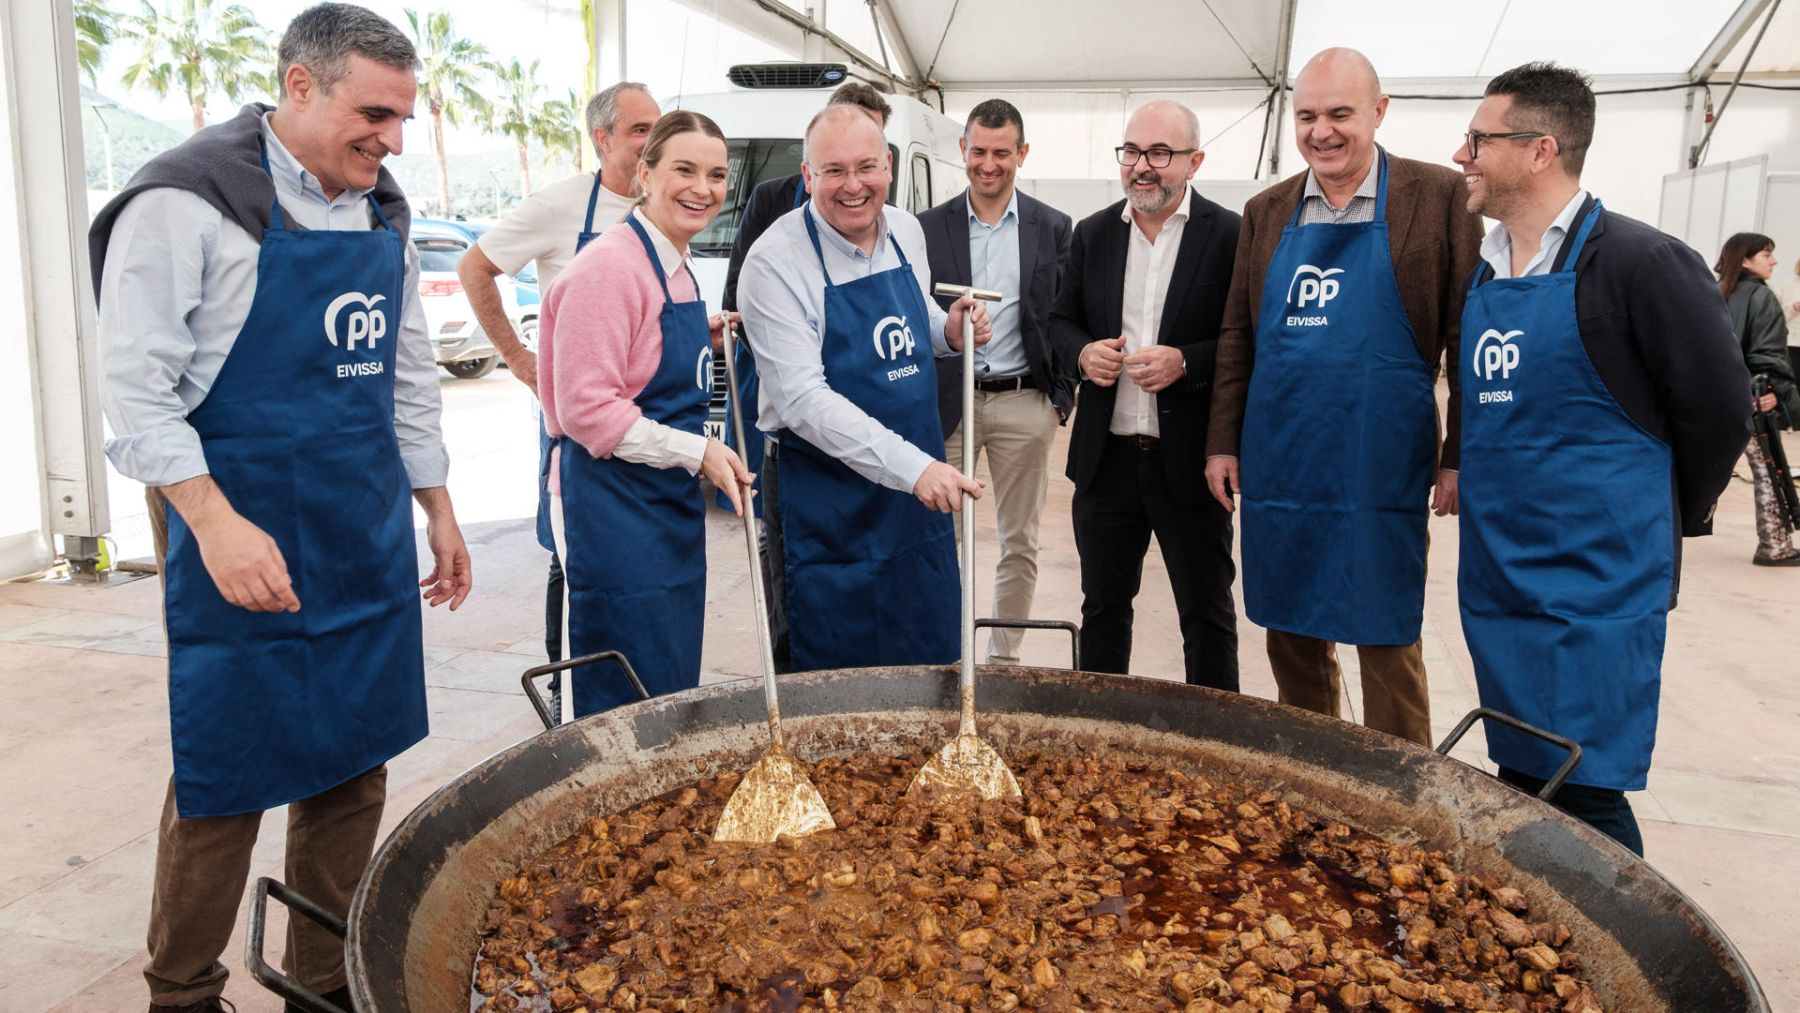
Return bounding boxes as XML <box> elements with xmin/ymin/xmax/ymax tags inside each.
<box><xmin>631</xmin><ymin>110</ymin><xmax>727</xmax><ymax>210</ymax></box>
<box><xmin>1716</xmin><ymin>231</ymin><xmax>1774</xmax><ymax>299</ymax></box>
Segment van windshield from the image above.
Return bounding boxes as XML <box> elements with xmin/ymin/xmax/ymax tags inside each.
<box><xmin>691</xmin><ymin>138</ymin><xmax>900</xmax><ymax>256</ymax></box>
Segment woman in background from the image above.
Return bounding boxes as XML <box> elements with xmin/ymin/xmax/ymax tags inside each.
<box><xmin>1716</xmin><ymin>232</ymin><xmax>1800</xmax><ymax>566</ymax></box>
<box><xmin>540</xmin><ymin>110</ymin><xmax>752</xmax><ymax>716</ymax></box>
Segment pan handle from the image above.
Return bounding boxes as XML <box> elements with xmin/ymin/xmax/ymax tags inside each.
<box><xmin>521</xmin><ymin>650</ymin><xmax>648</xmax><ymax>730</ymax></box>
<box><xmin>1435</xmin><ymin>707</ymin><xmax>1583</xmax><ymax>800</ymax></box>
<box><xmin>246</xmin><ymin>877</ymin><xmax>351</xmax><ymax>1013</ymax></box>
<box><xmin>974</xmin><ymin>618</ymin><xmax>1081</xmax><ymax>670</ymax></box>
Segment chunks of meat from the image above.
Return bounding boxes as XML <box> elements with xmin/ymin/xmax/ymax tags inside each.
<box><xmin>470</xmin><ymin>749</ymin><xmax>1604</xmax><ymax>1011</ymax></box>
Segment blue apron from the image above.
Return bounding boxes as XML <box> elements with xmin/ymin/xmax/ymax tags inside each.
<box><xmin>161</xmin><ymin>147</ymin><xmax>425</xmax><ymax>818</ymax></box>
<box><xmin>556</xmin><ymin>215</ymin><xmax>714</xmax><ymax>715</ymax></box>
<box><xmin>714</xmin><ymin>180</ymin><xmax>806</xmax><ymax>515</ymax></box>
<box><xmin>536</xmin><ymin>171</ymin><xmax>615</xmax><ymax>551</ymax></box>
<box><xmin>1240</xmin><ymin>153</ymin><xmax>1436</xmax><ymax>646</ymax></box>
<box><xmin>1458</xmin><ymin>202</ymin><xmax>1672</xmax><ymax>791</ymax></box>
<box><xmin>776</xmin><ymin>207</ymin><xmax>959</xmax><ymax>670</ymax></box>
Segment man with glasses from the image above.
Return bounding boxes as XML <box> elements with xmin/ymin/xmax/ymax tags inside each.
<box><xmin>1204</xmin><ymin>48</ymin><xmax>1483</xmax><ymax>747</ymax></box>
<box><xmin>1049</xmin><ymin>101</ymin><xmax>1242</xmax><ymax>690</ymax></box>
<box><xmin>737</xmin><ymin>104</ymin><xmax>992</xmax><ymax>671</ymax></box>
<box><xmin>1453</xmin><ymin>62</ymin><xmax>1747</xmax><ymax>853</ymax></box>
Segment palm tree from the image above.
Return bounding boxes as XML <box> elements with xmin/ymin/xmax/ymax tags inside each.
<box><xmin>535</xmin><ymin>88</ymin><xmax>585</xmax><ymax>177</ymax></box>
<box><xmin>483</xmin><ymin>57</ymin><xmax>546</xmax><ymax>197</ymax></box>
<box><xmin>405</xmin><ymin>9</ymin><xmax>487</xmax><ymax>216</ymax></box>
<box><xmin>74</xmin><ymin>0</ymin><xmax>117</xmax><ymax>86</ymax></box>
<box><xmin>119</xmin><ymin>0</ymin><xmax>271</xmax><ymax>133</ymax></box>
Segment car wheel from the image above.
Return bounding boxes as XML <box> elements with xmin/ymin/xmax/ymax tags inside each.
<box><xmin>519</xmin><ymin>317</ymin><xmax>539</xmax><ymax>354</ymax></box>
<box><xmin>442</xmin><ymin>356</ymin><xmax>498</xmax><ymax>379</ymax></box>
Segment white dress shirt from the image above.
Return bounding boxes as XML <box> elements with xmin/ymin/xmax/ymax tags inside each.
<box><xmin>477</xmin><ymin>169</ymin><xmax>634</xmax><ymax>294</ymax></box>
<box><xmin>737</xmin><ymin>203</ymin><xmax>950</xmax><ymax>493</ymax></box>
<box><xmin>1111</xmin><ymin>188</ymin><xmax>1193</xmax><ymax>438</ymax></box>
<box><xmin>99</xmin><ymin>113</ymin><xmax>446</xmax><ymax>489</ymax></box>
<box><xmin>1480</xmin><ymin>189</ymin><xmax>1589</xmax><ymax>280</ymax></box>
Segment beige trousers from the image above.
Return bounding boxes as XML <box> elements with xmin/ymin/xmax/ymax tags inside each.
<box><xmin>946</xmin><ymin>387</ymin><xmax>1060</xmax><ymax>664</ymax></box>
<box><xmin>143</xmin><ymin>488</ymin><xmax>389</xmax><ymax>1006</ymax></box>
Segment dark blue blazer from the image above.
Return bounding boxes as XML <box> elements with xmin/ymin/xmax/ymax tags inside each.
<box><xmin>920</xmin><ymin>188</ymin><xmax>1075</xmax><ymax>437</ymax></box>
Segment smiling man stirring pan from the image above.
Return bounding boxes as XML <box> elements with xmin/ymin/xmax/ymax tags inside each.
<box><xmin>738</xmin><ymin>104</ymin><xmax>993</xmax><ymax>672</ymax></box>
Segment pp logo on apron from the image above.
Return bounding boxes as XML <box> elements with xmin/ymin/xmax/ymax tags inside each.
<box><xmin>1284</xmin><ymin>264</ymin><xmax>1345</xmax><ymax>325</ymax></box>
<box><xmin>873</xmin><ymin>315</ymin><xmax>921</xmax><ymax>381</ymax></box>
<box><xmin>1472</xmin><ymin>328</ymin><xmax>1523</xmax><ymax>403</ymax></box>
<box><xmin>696</xmin><ymin>345</ymin><xmax>714</xmax><ymax>392</ymax></box>
<box><xmin>325</xmin><ymin>291</ymin><xmax>390</xmax><ymax>378</ymax></box>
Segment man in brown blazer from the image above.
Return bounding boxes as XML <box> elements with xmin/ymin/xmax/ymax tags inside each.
<box><xmin>1204</xmin><ymin>48</ymin><xmax>1483</xmax><ymax>745</ymax></box>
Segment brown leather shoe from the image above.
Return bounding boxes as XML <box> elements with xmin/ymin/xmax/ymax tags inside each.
<box><xmin>1753</xmin><ymin>553</ymin><xmax>1800</xmax><ymax>567</ymax></box>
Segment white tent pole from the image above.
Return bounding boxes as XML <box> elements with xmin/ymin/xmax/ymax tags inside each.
<box><xmin>1690</xmin><ymin>0</ymin><xmax>1785</xmax><ymax>168</ymax></box>
<box><xmin>3</xmin><ymin>0</ymin><xmax>110</xmax><ymax>577</ymax></box>
<box><xmin>868</xmin><ymin>0</ymin><xmax>923</xmax><ymax>85</ymax></box>
<box><xmin>592</xmin><ymin>0</ymin><xmax>627</xmax><ymax>86</ymax></box>
<box><xmin>1260</xmin><ymin>0</ymin><xmax>1298</xmax><ymax>179</ymax></box>
<box><xmin>1689</xmin><ymin>0</ymin><xmax>1776</xmax><ymax>82</ymax></box>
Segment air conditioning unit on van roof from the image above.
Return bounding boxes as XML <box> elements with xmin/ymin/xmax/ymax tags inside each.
<box><xmin>727</xmin><ymin>62</ymin><xmax>853</xmax><ymax>89</ymax></box>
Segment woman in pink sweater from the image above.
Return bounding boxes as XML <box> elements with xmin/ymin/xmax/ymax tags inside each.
<box><xmin>539</xmin><ymin>110</ymin><xmax>750</xmax><ymax>719</ymax></box>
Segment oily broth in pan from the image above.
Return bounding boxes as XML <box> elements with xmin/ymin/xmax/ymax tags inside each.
<box><xmin>470</xmin><ymin>748</ymin><xmax>1605</xmax><ymax>1011</ymax></box>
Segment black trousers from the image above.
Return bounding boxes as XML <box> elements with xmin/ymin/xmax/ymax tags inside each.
<box><xmin>544</xmin><ymin>552</ymin><xmax>564</xmax><ymax>663</ymax></box>
<box><xmin>1072</xmin><ymin>436</ymin><xmax>1238</xmax><ymax>691</ymax></box>
<box><xmin>1498</xmin><ymin>766</ymin><xmax>1644</xmax><ymax>856</ymax></box>
<box><xmin>759</xmin><ymin>437</ymin><xmax>792</xmax><ymax>672</ymax></box>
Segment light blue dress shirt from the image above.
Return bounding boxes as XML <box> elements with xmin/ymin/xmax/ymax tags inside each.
<box><xmin>737</xmin><ymin>203</ymin><xmax>950</xmax><ymax>493</ymax></box>
<box><xmin>968</xmin><ymin>191</ymin><xmax>1026</xmax><ymax>378</ymax></box>
<box><xmin>98</xmin><ymin>113</ymin><xmax>446</xmax><ymax>489</ymax></box>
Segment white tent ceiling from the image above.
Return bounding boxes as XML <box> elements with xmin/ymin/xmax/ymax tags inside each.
<box><xmin>884</xmin><ymin>0</ymin><xmax>1288</xmax><ymax>90</ymax></box>
<box><xmin>698</xmin><ymin>0</ymin><xmax>1799</xmax><ymax>91</ymax></box>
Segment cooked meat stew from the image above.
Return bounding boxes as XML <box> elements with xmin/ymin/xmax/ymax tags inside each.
<box><xmin>472</xmin><ymin>749</ymin><xmax>1605</xmax><ymax>1011</ymax></box>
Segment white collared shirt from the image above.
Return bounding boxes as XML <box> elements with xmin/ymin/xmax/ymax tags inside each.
<box><xmin>1481</xmin><ymin>189</ymin><xmax>1589</xmax><ymax>280</ymax></box>
<box><xmin>1112</xmin><ymin>187</ymin><xmax>1193</xmax><ymax>438</ymax></box>
<box><xmin>737</xmin><ymin>203</ymin><xmax>950</xmax><ymax>493</ymax></box>
<box><xmin>98</xmin><ymin>113</ymin><xmax>445</xmax><ymax>488</ymax></box>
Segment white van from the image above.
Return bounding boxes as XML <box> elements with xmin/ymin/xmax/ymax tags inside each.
<box><xmin>675</xmin><ymin>63</ymin><xmax>967</xmax><ymax>315</ymax></box>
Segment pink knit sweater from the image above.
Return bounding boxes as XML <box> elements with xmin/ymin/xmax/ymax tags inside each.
<box><xmin>539</xmin><ymin>213</ymin><xmax>698</xmax><ymax>492</ymax></box>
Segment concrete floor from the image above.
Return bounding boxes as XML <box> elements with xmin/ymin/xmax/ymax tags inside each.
<box><xmin>2</xmin><ymin>372</ymin><xmax>1797</xmax><ymax>1012</ymax></box>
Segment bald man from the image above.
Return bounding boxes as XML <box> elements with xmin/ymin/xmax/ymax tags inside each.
<box><xmin>738</xmin><ymin>105</ymin><xmax>991</xmax><ymax>671</ymax></box>
<box><xmin>1050</xmin><ymin>101</ymin><xmax>1243</xmax><ymax>690</ymax></box>
<box><xmin>1205</xmin><ymin>49</ymin><xmax>1483</xmax><ymax>745</ymax></box>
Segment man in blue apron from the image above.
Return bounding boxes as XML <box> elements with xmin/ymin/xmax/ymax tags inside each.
<box><xmin>1205</xmin><ymin>49</ymin><xmax>1483</xmax><ymax>747</ymax></box>
<box><xmin>720</xmin><ymin>84</ymin><xmax>893</xmax><ymax>662</ymax></box>
<box><xmin>89</xmin><ymin>8</ymin><xmax>471</xmax><ymax>1010</ymax></box>
<box><xmin>737</xmin><ymin>105</ymin><xmax>992</xmax><ymax>672</ymax></box>
<box><xmin>1453</xmin><ymin>63</ymin><xmax>1749</xmax><ymax>854</ymax></box>
<box><xmin>457</xmin><ymin>82</ymin><xmax>660</xmax><ymax>696</ymax></box>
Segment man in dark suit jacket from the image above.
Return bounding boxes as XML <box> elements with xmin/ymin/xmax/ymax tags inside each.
<box><xmin>920</xmin><ymin>100</ymin><xmax>1074</xmax><ymax>664</ymax></box>
<box><xmin>1451</xmin><ymin>62</ymin><xmax>1747</xmax><ymax>854</ymax></box>
<box><xmin>1050</xmin><ymin>100</ymin><xmax>1243</xmax><ymax>691</ymax></box>
<box><xmin>1204</xmin><ymin>49</ymin><xmax>1485</xmax><ymax>748</ymax></box>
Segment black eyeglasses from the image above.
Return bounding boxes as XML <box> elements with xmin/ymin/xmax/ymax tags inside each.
<box><xmin>1464</xmin><ymin>129</ymin><xmax>1553</xmax><ymax>159</ymax></box>
<box><xmin>1115</xmin><ymin>145</ymin><xmax>1198</xmax><ymax>168</ymax></box>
